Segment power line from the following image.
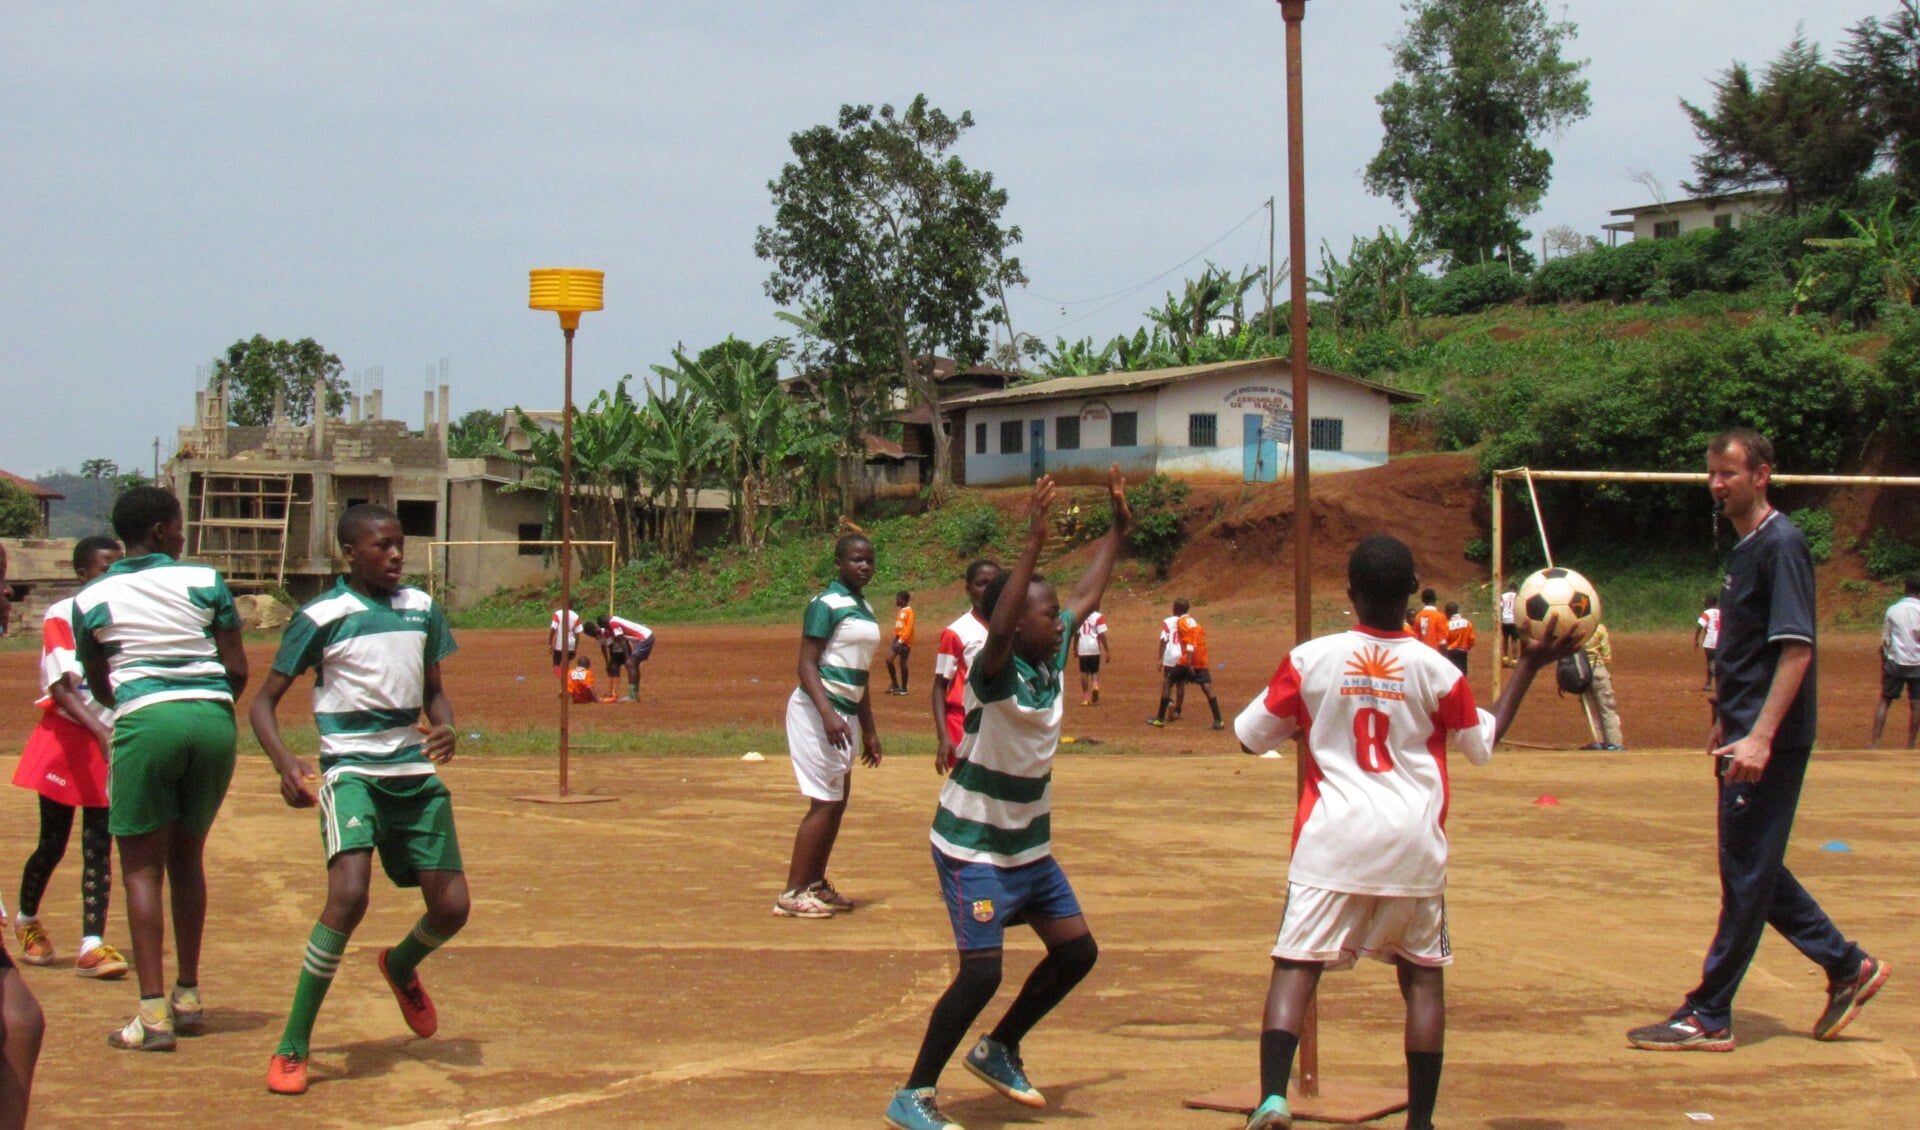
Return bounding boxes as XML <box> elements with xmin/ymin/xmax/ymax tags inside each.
<box><xmin>1025</xmin><ymin>200</ymin><xmax>1271</xmax><ymax>337</ymax></box>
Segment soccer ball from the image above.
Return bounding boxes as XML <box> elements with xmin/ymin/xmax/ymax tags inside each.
<box><xmin>1516</xmin><ymin>567</ymin><xmax>1601</xmax><ymax>642</ymax></box>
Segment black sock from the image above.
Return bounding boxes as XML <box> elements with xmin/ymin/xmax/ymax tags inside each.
<box><xmin>907</xmin><ymin>955</ymin><xmax>1002</xmax><ymax>1090</ymax></box>
<box><xmin>1406</xmin><ymin>1050</ymin><xmax>1443</xmax><ymax>1129</ymax></box>
<box><xmin>1209</xmin><ymin>698</ymin><xmax>1223</xmax><ymax>723</ymax></box>
<box><xmin>1260</xmin><ymin>1028</ymin><xmax>1299</xmax><ymax>1101</ymax></box>
<box><xmin>988</xmin><ymin>934</ymin><xmax>1098</xmax><ymax>1049</ymax></box>
<box><xmin>1156</xmin><ymin>697</ymin><xmax>1170</xmax><ymax>721</ymax></box>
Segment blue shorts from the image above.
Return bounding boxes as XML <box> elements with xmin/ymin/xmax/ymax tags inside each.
<box><xmin>933</xmin><ymin>846</ymin><xmax>1082</xmax><ymax>952</ymax></box>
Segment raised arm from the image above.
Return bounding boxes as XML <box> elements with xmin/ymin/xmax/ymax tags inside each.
<box><xmin>975</xmin><ymin>477</ymin><xmax>1056</xmax><ymax>685</ymax></box>
<box><xmin>1064</xmin><ymin>466</ymin><xmax>1131</xmax><ymax>626</ymax></box>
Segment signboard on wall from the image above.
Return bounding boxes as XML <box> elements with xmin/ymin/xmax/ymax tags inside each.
<box><xmin>1224</xmin><ymin>385</ymin><xmax>1293</xmax><ymax>416</ymax></box>
<box><xmin>1079</xmin><ymin>400</ymin><xmax>1111</xmax><ymax>422</ymax></box>
<box><xmin>1263</xmin><ymin>417</ymin><xmax>1292</xmax><ymax>444</ymax></box>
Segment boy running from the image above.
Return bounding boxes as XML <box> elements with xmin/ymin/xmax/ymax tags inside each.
<box><xmin>11</xmin><ymin>536</ymin><xmax>127</xmax><ymax>979</ymax></box>
<box><xmin>931</xmin><ymin>560</ymin><xmax>1001</xmax><ymax>775</ymax></box>
<box><xmin>75</xmin><ymin>486</ymin><xmax>249</xmax><ymax>1051</ymax></box>
<box><xmin>775</xmin><ymin>534</ymin><xmax>883</xmax><ymax>918</ymax></box>
<box><xmin>888</xmin><ymin>591</ymin><xmax>916</xmax><ymax>696</ymax></box>
<box><xmin>1075</xmin><ymin>608</ymin><xmax>1110</xmax><ymax>706</ymax></box>
<box><xmin>1232</xmin><ymin>535</ymin><xmax>1580</xmax><ymax>1130</ymax></box>
<box><xmin>596</xmin><ymin>614</ymin><xmax>654</xmax><ymax>703</ymax></box>
<box><xmin>1443</xmin><ymin>601</ymin><xmax>1475</xmax><ymax>675</ymax></box>
<box><xmin>250</xmin><ymin>504</ymin><xmax>467</xmax><ymax>1095</ymax></box>
<box><xmin>884</xmin><ymin>469</ymin><xmax>1130</xmax><ymax>1130</ymax></box>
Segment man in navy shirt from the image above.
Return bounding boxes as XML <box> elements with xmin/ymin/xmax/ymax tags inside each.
<box><xmin>1628</xmin><ymin>429</ymin><xmax>1887</xmax><ymax>1052</ymax></box>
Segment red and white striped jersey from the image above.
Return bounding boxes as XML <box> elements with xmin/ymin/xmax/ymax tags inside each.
<box><xmin>606</xmin><ymin>616</ymin><xmax>652</xmax><ymax>643</ymax></box>
<box><xmin>36</xmin><ymin>597</ymin><xmax>112</xmax><ymax>728</ymax></box>
<box><xmin>1233</xmin><ymin>626</ymin><xmax>1495</xmax><ymax>898</ymax></box>
<box><xmin>935</xmin><ymin>610</ymin><xmax>990</xmax><ymax>719</ymax></box>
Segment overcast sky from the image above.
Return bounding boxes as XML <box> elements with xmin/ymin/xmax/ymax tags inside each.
<box><xmin>1</xmin><ymin>1</ymin><xmax>1868</xmax><ymax>479</ymax></box>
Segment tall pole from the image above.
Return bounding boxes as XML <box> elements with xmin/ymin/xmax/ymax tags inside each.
<box><xmin>1282</xmin><ymin>0</ymin><xmax>1317</xmax><ymax>1099</ymax></box>
<box><xmin>1267</xmin><ymin>196</ymin><xmax>1277</xmax><ymax>339</ymax></box>
<box><xmin>559</xmin><ymin>327</ymin><xmax>575</xmax><ymax>798</ymax></box>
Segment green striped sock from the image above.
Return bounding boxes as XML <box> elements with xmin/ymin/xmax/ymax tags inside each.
<box><xmin>383</xmin><ymin>916</ymin><xmax>451</xmax><ymax>983</ymax></box>
<box><xmin>275</xmin><ymin>922</ymin><xmax>348</xmax><ymax>1057</ymax></box>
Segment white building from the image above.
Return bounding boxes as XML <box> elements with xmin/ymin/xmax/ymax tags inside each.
<box><xmin>945</xmin><ymin>357</ymin><xmax>1418</xmax><ymax>488</ymax></box>
<box><xmin>1604</xmin><ymin>188</ymin><xmax>1784</xmax><ymax>244</ymax></box>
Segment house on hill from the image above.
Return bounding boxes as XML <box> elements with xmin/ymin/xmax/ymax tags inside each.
<box><xmin>0</xmin><ymin>470</ymin><xmax>61</xmax><ymax>536</ymax></box>
<box><xmin>940</xmin><ymin>357</ymin><xmax>1419</xmax><ymax>488</ymax></box>
<box><xmin>1604</xmin><ymin>188</ymin><xmax>1784</xmax><ymax>244</ymax></box>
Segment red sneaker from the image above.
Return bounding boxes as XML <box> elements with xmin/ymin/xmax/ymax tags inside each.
<box><xmin>267</xmin><ymin>1053</ymin><xmax>309</xmax><ymax>1095</ymax></box>
<box><xmin>377</xmin><ymin>949</ymin><xmax>438</xmax><ymax>1038</ymax></box>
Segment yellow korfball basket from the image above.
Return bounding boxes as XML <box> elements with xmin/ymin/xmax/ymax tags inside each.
<box><xmin>528</xmin><ymin>268</ymin><xmax>605</xmax><ymax>330</ymax></box>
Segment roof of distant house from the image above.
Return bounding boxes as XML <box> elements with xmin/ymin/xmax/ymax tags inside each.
<box><xmin>938</xmin><ymin>357</ymin><xmax>1421</xmax><ymax>410</ymax></box>
<box><xmin>1608</xmin><ymin>187</ymin><xmax>1785</xmax><ymax>218</ymax></box>
<box><xmin>0</xmin><ymin>470</ymin><xmax>63</xmax><ymax>500</ymax></box>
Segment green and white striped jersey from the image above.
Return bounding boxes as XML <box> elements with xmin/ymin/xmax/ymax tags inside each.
<box><xmin>272</xmin><ymin>579</ymin><xmax>457</xmax><ymax>777</ymax></box>
<box><xmin>931</xmin><ymin>611</ymin><xmax>1077</xmax><ymax>868</ymax></box>
<box><xmin>73</xmin><ymin>553</ymin><xmax>241</xmax><ymax>720</ymax></box>
<box><xmin>801</xmin><ymin>580</ymin><xmax>880</xmax><ymax>715</ymax></box>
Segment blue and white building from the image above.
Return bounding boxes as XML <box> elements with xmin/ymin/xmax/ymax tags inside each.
<box><xmin>945</xmin><ymin>357</ymin><xmax>1418</xmax><ymax>487</ymax></box>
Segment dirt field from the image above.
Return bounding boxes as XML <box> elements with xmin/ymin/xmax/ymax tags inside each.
<box><xmin>0</xmin><ymin>609</ymin><xmax>1913</xmax><ymax>1128</ymax></box>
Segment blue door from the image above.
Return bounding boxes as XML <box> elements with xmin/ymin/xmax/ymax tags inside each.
<box><xmin>1244</xmin><ymin>414</ymin><xmax>1278</xmax><ymax>483</ymax></box>
<box><xmin>1030</xmin><ymin>419</ymin><xmax>1046</xmax><ymax>480</ymax></box>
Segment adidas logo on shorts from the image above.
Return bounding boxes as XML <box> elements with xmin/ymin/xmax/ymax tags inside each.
<box><xmin>347</xmin><ymin>817</ymin><xmax>363</xmax><ymax>828</ymax></box>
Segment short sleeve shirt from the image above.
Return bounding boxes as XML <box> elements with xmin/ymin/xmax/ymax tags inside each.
<box><xmin>73</xmin><ymin>553</ymin><xmax>241</xmax><ymax>720</ymax></box>
<box><xmin>936</xmin><ymin>611</ymin><xmax>990</xmax><ymax>719</ymax></box>
<box><xmin>1715</xmin><ymin>511</ymin><xmax>1817</xmax><ymax>749</ymax></box>
<box><xmin>606</xmin><ymin>616</ymin><xmax>652</xmax><ymax>644</ymax></box>
<box><xmin>1883</xmin><ymin>597</ymin><xmax>1920</xmax><ymax>668</ymax></box>
<box><xmin>1698</xmin><ymin>608</ymin><xmax>1722</xmax><ymax>649</ymax></box>
<box><xmin>1076</xmin><ymin>611</ymin><xmax>1108</xmax><ymax>656</ymax></box>
<box><xmin>273</xmin><ymin>579</ymin><xmax>457</xmax><ymax>776</ymax></box>
<box><xmin>549</xmin><ymin>610</ymin><xmax>585</xmax><ymax>651</ymax></box>
<box><xmin>932</xmin><ymin>611</ymin><xmax>1076</xmax><ymax>867</ymax></box>
<box><xmin>801</xmin><ymin>580</ymin><xmax>880</xmax><ymax>715</ymax></box>
<box><xmin>35</xmin><ymin>597</ymin><xmax>113</xmax><ymax>728</ymax></box>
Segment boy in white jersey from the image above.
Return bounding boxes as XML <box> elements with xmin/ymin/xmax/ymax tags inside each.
<box><xmin>774</xmin><ymin>534</ymin><xmax>883</xmax><ymax>919</ymax></box>
<box><xmin>1694</xmin><ymin>593</ymin><xmax>1721</xmax><ymax>692</ymax></box>
<box><xmin>885</xmin><ymin>469</ymin><xmax>1130</xmax><ymax>1130</ymax></box>
<box><xmin>1231</xmin><ymin>535</ymin><xmax>1580</xmax><ymax>1130</ymax></box>
<box><xmin>930</xmin><ymin>559</ymin><xmax>1000</xmax><ymax>775</ymax></box>
<box><xmin>250</xmin><ymin>505</ymin><xmax>467</xmax><ymax>1096</ymax></box>
<box><xmin>1075</xmin><ymin>608</ymin><xmax>1110</xmax><ymax>706</ymax></box>
<box><xmin>76</xmin><ymin>486</ymin><xmax>250</xmax><ymax>1052</ymax></box>
<box><xmin>596</xmin><ymin>613</ymin><xmax>654</xmax><ymax>702</ymax></box>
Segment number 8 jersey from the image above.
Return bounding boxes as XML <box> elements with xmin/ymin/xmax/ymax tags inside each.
<box><xmin>1233</xmin><ymin>625</ymin><xmax>1496</xmax><ymax>898</ymax></box>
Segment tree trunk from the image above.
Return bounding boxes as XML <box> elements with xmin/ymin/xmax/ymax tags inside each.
<box><xmin>898</xmin><ymin>344</ymin><xmax>950</xmax><ymax>500</ymax></box>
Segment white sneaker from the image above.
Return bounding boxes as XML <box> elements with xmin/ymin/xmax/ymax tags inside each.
<box><xmin>772</xmin><ymin>888</ymin><xmax>835</xmax><ymax>918</ymax></box>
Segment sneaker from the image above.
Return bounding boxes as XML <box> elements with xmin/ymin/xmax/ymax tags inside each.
<box><xmin>107</xmin><ymin>1011</ymin><xmax>177</xmax><ymax>1052</ymax></box>
<box><xmin>1578</xmin><ymin>742</ymin><xmax>1607</xmax><ymax>751</ymax></box>
<box><xmin>76</xmin><ymin>944</ymin><xmax>129</xmax><ymax>980</ymax></box>
<box><xmin>1211</xmin><ymin>720</ymin><xmax>1226</xmax><ymax>731</ymax></box>
<box><xmin>1146</xmin><ymin>718</ymin><xmax>1166</xmax><ymax>728</ymax></box>
<box><xmin>884</xmin><ymin>1086</ymin><xmax>964</xmax><ymax>1130</ymax></box>
<box><xmin>964</xmin><ymin>1035</ymin><xmax>1045</xmax><ymax>1108</ymax></box>
<box><xmin>1603</xmin><ymin>743</ymin><xmax>1625</xmax><ymax>751</ymax></box>
<box><xmin>1245</xmin><ymin>1093</ymin><xmax>1293</xmax><ymax>1130</ymax></box>
<box><xmin>170</xmin><ymin>985</ymin><xmax>205</xmax><ymax>1036</ymax></box>
<box><xmin>378</xmin><ymin>949</ymin><xmax>438</xmax><ymax>1037</ymax></box>
<box><xmin>1627</xmin><ymin>1011</ymin><xmax>1734</xmax><ymax>1052</ymax></box>
<box><xmin>1080</xmin><ymin>697</ymin><xmax>1091</xmax><ymax>706</ymax></box>
<box><xmin>808</xmin><ymin>879</ymin><xmax>855</xmax><ymax>912</ymax></box>
<box><xmin>1815</xmin><ymin>955</ymin><xmax>1890</xmax><ymax>1040</ymax></box>
<box><xmin>14</xmin><ymin>919</ymin><xmax>53</xmax><ymax>966</ymax></box>
<box><xmin>267</xmin><ymin>1052</ymin><xmax>309</xmax><ymax>1095</ymax></box>
<box><xmin>771</xmin><ymin>887</ymin><xmax>834</xmax><ymax>919</ymax></box>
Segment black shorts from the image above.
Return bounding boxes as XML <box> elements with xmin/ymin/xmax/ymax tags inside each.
<box><xmin>1882</xmin><ymin>662</ymin><xmax>1920</xmax><ymax>701</ymax></box>
<box><xmin>1077</xmin><ymin>654</ymin><xmax>1101</xmax><ymax>675</ymax></box>
<box><xmin>1183</xmin><ymin>666</ymin><xmax>1212</xmax><ymax>686</ymax></box>
<box><xmin>1500</xmin><ymin>623</ymin><xmax>1519</xmax><ymax>642</ymax></box>
<box><xmin>1164</xmin><ymin>665</ymin><xmax>1190</xmax><ymax>686</ymax></box>
<box><xmin>891</xmin><ymin>640</ymin><xmax>911</xmax><ymax>659</ymax></box>
<box><xmin>1445</xmin><ymin>648</ymin><xmax>1470</xmax><ymax>674</ymax></box>
<box><xmin>609</xmin><ymin>637</ymin><xmax>653</xmax><ymax>673</ymax></box>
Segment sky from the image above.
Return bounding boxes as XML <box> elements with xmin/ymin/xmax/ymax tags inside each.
<box><xmin>1</xmin><ymin>1</ymin><xmax>1870</xmax><ymax>480</ymax></box>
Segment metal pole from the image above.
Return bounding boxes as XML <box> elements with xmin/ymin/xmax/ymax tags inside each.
<box><xmin>1267</xmin><ymin>196</ymin><xmax>1277</xmax><ymax>339</ymax></box>
<box><xmin>559</xmin><ymin>327</ymin><xmax>575</xmax><ymax>799</ymax></box>
<box><xmin>1281</xmin><ymin>0</ymin><xmax>1315</xmax><ymax>1099</ymax></box>
<box><xmin>1491</xmin><ymin>475</ymin><xmax>1503</xmax><ymax>700</ymax></box>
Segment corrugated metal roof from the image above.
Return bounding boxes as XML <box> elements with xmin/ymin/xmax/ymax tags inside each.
<box><xmin>940</xmin><ymin>357</ymin><xmax>1421</xmax><ymax>409</ymax></box>
<box><xmin>0</xmin><ymin>470</ymin><xmax>63</xmax><ymax>500</ymax></box>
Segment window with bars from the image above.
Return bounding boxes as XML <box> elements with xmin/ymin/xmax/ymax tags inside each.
<box><xmin>974</xmin><ymin>422</ymin><xmax>987</xmax><ymax>454</ymax></box>
<box><xmin>1111</xmin><ymin>412</ymin><xmax>1138</xmax><ymax>447</ymax></box>
<box><xmin>1000</xmin><ymin>420</ymin><xmax>1024</xmax><ymax>454</ymax></box>
<box><xmin>1309</xmin><ymin>417</ymin><xmax>1344</xmax><ymax>451</ymax></box>
<box><xmin>1188</xmin><ymin>413</ymin><xmax>1218</xmax><ymax>448</ymax></box>
<box><xmin>1056</xmin><ymin>416</ymin><xmax>1080</xmax><ymax>450</ymax></box>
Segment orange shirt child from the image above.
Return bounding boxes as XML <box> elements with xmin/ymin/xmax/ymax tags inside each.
<box><xmin>1445</xmin><ymin>614</ymin><xmax>1476</xmax><ymax>652</ymax></box>
<box><xmin>1414</xmin><ymin>605</ymin><xmax>1449</xmax><ymax>650</ymax></box>
<box><xmin>1176</xmin><ymin>614</ymin><xmax>1209</xmax><ymax>669</ymax></box>
<box><xmin>894</xmin><ymin>604</ymin><xmax>916</xmax><ymax>648</ymax></box>
<box><xmin>566</xmin><ymin>661</ymin><xmax>596</xmax><ymax>704</ymax></box>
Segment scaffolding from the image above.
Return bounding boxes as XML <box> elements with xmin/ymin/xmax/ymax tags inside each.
<box><xmin>192</xmin><ymin>472</ymin><xmax>300</xmax><ymax>590</ymax></box>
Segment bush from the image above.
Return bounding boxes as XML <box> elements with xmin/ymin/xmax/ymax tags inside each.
<box><xmin>1123</xmin><ymin>474</ymin><xmax>1192</xmax><ymax>578</ymax></box>
<box><xmin>1463</xmin><ymin>538</ymin><xmax>1491</xmax><ymax>564</ymax></box>
<box><xmin>931</xmin><ymin>505</ymin><xmax>1004</xmax><ymax>557</ymax></box>
<box><xmin>1424</xmin><ymin>262</ymin><xmax>1528</xmax><ymax>317</ymax></box>
<box><xmin>1878</xmin><ymin>310</ymin><xmax>1920</xmax><ymax>439</ymax></box>
<box><xmin>1864</xmin><ymin>529</ymin><xmax>1920</xmax><ymax>579</ymax></box>
<box><xmin>1788</xmin><ymin>508</ymin><xmax>1833</xmax><ymax>564</ymax></box>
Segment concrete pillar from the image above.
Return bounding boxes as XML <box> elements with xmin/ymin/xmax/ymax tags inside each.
<box><xmin>312</xmin><ymin>376</ymin><xmax>328</xmax><ymax>457</ymax></box>
<box><xmin>369</xmin><ymin>390</ymin><xmax>383</xmax><ymax>419</ymax></box>
<box><xmin>350</xmin><ymin>395</ymin><xmax>362</xmax><ymax>424</ymax></box>
<box><xmin>424</xmin><ymin>390</ymin><xmax>435</xmax><ymax>438</ymax></box>
<box><xmin>437</xmin><ymin>384</ymin><xmax>451</xmax><ymax>456</ymax></box>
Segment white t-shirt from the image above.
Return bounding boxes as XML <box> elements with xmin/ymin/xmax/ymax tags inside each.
<box><xmin>1498</xmin><ymin>590</ymin><xmax>1516</xmax><ymax>626</ymax></box>
<box><xmin>1159</xmin><ymin>615</ymin><xmax>1182</xmax><ymax>667</ymax></box>
<box><xmin>1885</xmin><ymin>596</ymin><xmax>1920</xmax><ymax>667</ymax></box>
<box><xmin>549</xmin><ymin>609</ymin><xmax>586</xmax><ymax>651</ymax></box>
<box><xmin>1076</xmin><ymin>610</ymin><xmax>1108</xmax><ymax>657</ymax></box>
<box><xmin>1234</xmin><ymin>626</ymin><xmax>1495</xmax><ymax>898</ymax></box>
<box><xmin>36</xmin><ymin>597</ymin><xmax>113</xmax><ymax>729</ymax></box>
<box><xmin>1697</xmin><ymin>607</ymin><xmax>1722</xmax><ymax>650</ymax></box>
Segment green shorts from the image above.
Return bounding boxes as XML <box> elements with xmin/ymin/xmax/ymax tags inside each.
<box><xmin>109</xmin><ymin>698</ymin><xmax>238</xmax><ymax>836</ymax></box>
<box><xmin>318</xmin><ymin>772</ymin><xmax>463</xmax><ymax>888</ymax></box>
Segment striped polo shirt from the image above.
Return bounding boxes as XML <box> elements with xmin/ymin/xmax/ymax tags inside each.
<box><xmin>801</xmin><ymin>580</ymin><xmax>880</xmax><ymax>715</ymax></box>
<box><xmin>272</xmin><ymin>579</ymin><xmax>457</xmax><ymax>776</ymax></box>
<box><xmin>73</xmin><ymin>553</ymin><xmax>241</xmax><ymax>720</ymax></box>
<box><xmin>932</xmin><ymin>611</ymin><xmax>1077</xmax><ymax>868</ymax></box>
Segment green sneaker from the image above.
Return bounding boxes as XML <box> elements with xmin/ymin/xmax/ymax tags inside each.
<box><xmin>963</xmin><ymin>1035</ymin><xmax>1044</xmax><ymax>1108</ymax></box>
<box><xmin>884</xmin><ymin>1086</ymin><xmax>963</xmax><ymax>1130</ymax></box>
<box><xmin>1245</xmin><ymin>1093</ymin><xmax>1292</xmax><ymax>1130</ymax></box>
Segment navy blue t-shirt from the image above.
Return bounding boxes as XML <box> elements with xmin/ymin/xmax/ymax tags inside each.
<box><xmin>1714</xmin><ymin>510</ymin><xmax>1817</xmax><ymax>748</ymax></box>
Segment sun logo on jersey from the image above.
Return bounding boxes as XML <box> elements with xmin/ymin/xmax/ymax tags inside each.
<box><xmin>1340</xmin><ymin>644</ymin><xmax>1407</xmax><ymax>701</ymax></box>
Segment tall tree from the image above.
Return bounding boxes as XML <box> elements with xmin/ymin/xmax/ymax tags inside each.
<box><xmin>446</xmin><ymin>409</ymin><xmax>505</xmax><ymax>458</ymax></box>
<box><xmin>0</xmin><ymin>479</ymin><xmax>38</xmax><ymax>538</ymax></box>
<box><xmin>755</xmin><ymin>95</ymin><xmax>1027</xmax><ymax>497</ymax></box>
<box><xmin>212</xmin><ymin>335</ymin><xmax>348</xmax><ymax>427</ymax></box>
<box><xmin>1682</xmin><ymin>35</ymin><xmax>1879</xmax><ymax>213</ymax></box>
<box><xmin>1844</xmin><ymin>1</ymin><xmax>1920</xmax><ymax>200</ymax></box>
<box><xmin>1364</xmin><ymin>0</ymin><xmax>1590</xmax><ymax>268</ymax></box>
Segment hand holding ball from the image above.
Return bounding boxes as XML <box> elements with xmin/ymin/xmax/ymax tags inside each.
<box><xmin>1516</xmin><ymin>567</ymin><xmax>1601</xmax><ymax>643</ymax></box>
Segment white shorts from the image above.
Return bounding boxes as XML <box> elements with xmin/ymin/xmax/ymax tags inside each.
<box><xmin>785</xmin><ymin>688</ymin><xmax>860</xmax><ymax>801</ymax></box>
<box><xmin>1271</xmin><ymin>882</ymin><xmax>1451</xmax><ymax>970</ymax></box>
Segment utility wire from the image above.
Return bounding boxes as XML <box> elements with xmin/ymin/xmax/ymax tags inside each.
<box><xmin>1026</xmin><ymin>201</ymin><xmax>1272</xmax><ymax>337</ymax></box>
